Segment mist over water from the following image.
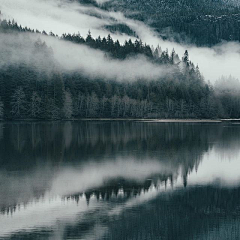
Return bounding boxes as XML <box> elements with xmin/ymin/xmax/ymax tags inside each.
<box><xmin>0</xmin><ymin>121</ymin><xmax>240</xmax><ymax>239</ymax></box>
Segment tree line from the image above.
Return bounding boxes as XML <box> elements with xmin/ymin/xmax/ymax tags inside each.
<box><xmin>0</xmin><ymin>19</ymin><xmax>239</xmax><ymax>120</ymax></box>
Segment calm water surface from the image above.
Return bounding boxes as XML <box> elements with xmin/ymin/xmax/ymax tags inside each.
<box><xmin>0</xmin><ymin>121</ymin><xmax>240</xmax><ymax>240</ymax></box>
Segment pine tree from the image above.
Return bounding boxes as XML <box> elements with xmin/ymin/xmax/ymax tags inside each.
<box><xmin>106</xmin><ymin>34</ymin><xmax>114</xmax><ymax>51</ymax></box>
<box><xmin>63</xmin><ymin>90</ymin><xmax>73</xmax><ymax>119</ymax></box>
<box><xmin>31</xmin><ymin>91</ymin><xmax>41</xmax><ymax>118</ymax></box>
<box><xmin>195</xmin><ymin>65</ymin><xmax>202</xmax><ymax>81</ymax></box>
<box><xmin>86</xmin><ymin>30</ymin><xmax>95</xmax><ymax>47</ymax></box>
<box><xmin>0</xmin><ymin>97</ymin><xmax>4</xmax><ymax>119</ymax></box>
<box><xmin>183</xmin><ymin>50</ymin><xmax>190</xmax><ymax>66</ymax></box>
<box><xmin>89</xmin><ymin>92</ymin><xmax>99</xmax><ymax>117</ymax></box>
<box><xmin>11</xmin><ymin>87</ymin><xmax>27</xmax><ymax>118</ymax></box>
<box><xmin>47</xmin><ymin>98</ymin><xmax>60</xmax><ymax>120</ymax></box>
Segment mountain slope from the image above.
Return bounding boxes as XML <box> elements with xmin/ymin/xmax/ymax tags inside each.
<box><xmin>103</xmin><ymin>0</ymin><xmax>240</xmax><ymax>46</ymax></box>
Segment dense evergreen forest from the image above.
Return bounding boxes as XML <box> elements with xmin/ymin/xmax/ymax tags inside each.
<box><xmin>102</xmin><ymin>0</ymin><xmax>240</xmax><ymax>46</ymax></box>
<box><xmin>0</xmin><ymin>19</ymin><xmax>239</xmax><ymax>120</ymax></box>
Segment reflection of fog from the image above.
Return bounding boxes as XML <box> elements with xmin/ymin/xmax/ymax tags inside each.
<box><xmin>0</xmin><ymin>197</ymin><xmax>96</xmax><ymax>239</ymax></box>
<box><xmin>2</xmin><ymin>178</ymin><xmax>239</xmax><ymax>240</ymax></box>
<box><xmin>0</xmin><ymin>183</ymin><xmax>169</xmax><ymax>239</ymax></box>
<box><xmin>188</xmin><ymin>148</ymin><xmax>240</xmax><ymax>187</ymax></box>
<box><xmin>0</xmin><ymin>122</ymin><xmax>240</xmax><ymax>209</ymax></box>
<box><xmin>50</xmin><ymin>158</ymin><xmax>178</xmax><ymax>196</ymax></box>
<box><xmin>214</xmin><ymin>125</ymin><xmax>240</xmax><ymax>160</ymax></box>
<box><xmin>0</xmin><ymin>157</ymin><xmax>179</xmax><ymax>211</ymax></box>
<box><xmin>0</xmin><ymin>166</ymin><xmax>53</xmax><ymax>210</ymax></box>
<box><xmin>1</xmin><ymin>121</ymin><xmax>240</xmax><ymax>239</ymax></box>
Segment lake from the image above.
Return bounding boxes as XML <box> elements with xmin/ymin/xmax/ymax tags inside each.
<box><xmin>0</xmin><ymin>121</ymin><xmax>240</xmax><ymax>240</ymax></box>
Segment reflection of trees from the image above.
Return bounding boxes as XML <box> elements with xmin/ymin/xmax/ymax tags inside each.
<box><xmin>0</xmin><ymin>167</ymin><xmax>53</xmax><ymax>215</ymax></box>
<box><xmin>0</xmin><ymin>121</ymin><xmax>239</xmax><ymax>215</ymax></box>
<box><xmin>5</xmin><ymin>184</ymin><xmax>240</xmax><ymax>240</ymax></box>
<box><xmin>105</xmin><ymin>186</ymin><xmax>240</xmax><ymax>240</ymax></box>
<box><xmin>0</xmin><ymin>121</ymin><xmax>226</xmax><ymax>171</ymax></box>
<box><xmin>0</xmin><ymin>122</ymin><xmax>240</xmax><ymax>240</ymax></box>
<box><xmin>0</xmin><ymin>123</ymin><xmax>3</xmax><ymax>141</ymax></box>
<box><xmin>66</xmin><ymin>175</ymin><xmax>174</xmax><ymax>205</ymax></box>
<box><xmin>214</xmin><ymin>125</ymin><xmax>240</xmax><ymax>160</ymax></box>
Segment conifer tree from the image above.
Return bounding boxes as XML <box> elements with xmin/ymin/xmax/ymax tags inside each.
<box><xmin>0</xmin><ymin>97</ymin><xmax>4</xmax><ymax>119</ymax></box>
<box><xmin>183</xmin><ymin>50</ymin><xmax>190</xmax><ymax>66</ymax></box>
<box><xmin>63</xmin><ymin>90</ymin><xmax>73</xmax><ymax>119</ymax></box>
<box><xmin>11</xmin><ymin>87</ymin><xmax>27</xmax><ymax>118</ymax></box>
<box><xmin>31</xmin><ymin>92</ymin><xmax>41</xmax><ymax>118</ymax></box>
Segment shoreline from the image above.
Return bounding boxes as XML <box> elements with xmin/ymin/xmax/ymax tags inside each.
<box><xmin>1</xmin><ymin>118</ymin><xmax>239</xmax><ymax>123</ymax></box>
<box><xmin>76</xmin><ymin>118</ymin><xmax>223</xmax><ymax>123</ymax></box>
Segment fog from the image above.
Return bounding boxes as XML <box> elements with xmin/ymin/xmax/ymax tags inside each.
<box><xmin>1</xmin><ymin>0</ymin><xmax>240</xmax><ymax>82</ymax></box>
<box><xmin>94</xmin><ymin>0</ymin><xmax>111</xmax><ymax>4</ymax></box>
<box><xmin>0</xmin><ymin>32</ymin><xmax>170</xmax><ymax>81</ymax></box>
<box><xmin>0</xmin><ymin>0</ymin><xmax>132</xmax><ymax>42</ymax></box>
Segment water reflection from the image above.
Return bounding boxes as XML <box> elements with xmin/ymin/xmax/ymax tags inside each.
<box><xmin>0</xmin><ymin>121</ymin><xmax>240</xmax><ymax>239</ymax></box>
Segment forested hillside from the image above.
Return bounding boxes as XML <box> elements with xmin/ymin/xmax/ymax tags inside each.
<box><xmin>103</xmin><ymin>0</ymin><xmax>240</xmax><ymax>46</ymax></box>
<box><xmin>0</xmin><ymin>19</ymin><xmax>239</xmax><ymax>120</ymax></box>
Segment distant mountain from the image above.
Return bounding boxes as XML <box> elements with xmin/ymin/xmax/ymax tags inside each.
<box><xmin>102</xmin><ymin>0</ymin><xmax>240</xmax><ymax>46</ymax></box>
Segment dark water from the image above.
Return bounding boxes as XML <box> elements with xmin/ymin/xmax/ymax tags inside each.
<box><xmin>0</xmin><ymin>121</ymin><xmax>240</xmax><ymax>240</ymax></box>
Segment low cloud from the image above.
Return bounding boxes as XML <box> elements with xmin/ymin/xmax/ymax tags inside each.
<box><xmin>0</xmin><ymin>0</ymin><xmax>133</xmax><ymax>42</ymax></box>
<box><xmin>1</xmin><ymin>0</ymin><xmax>240</xmax><ymax>82</ymax></box>
<box><xmin>94</xmin><ymin>0</ymin><xmax>111</xmax><ymax>4</ymax></box>
<box><xmin>111</xmin><ymin>12</ymin><xmax>240</xmax><ymax>83</ymax></box>
<box><xmin>0</xmin><ymin>32</ymin><xmax>170</xmax><ymax>81</ymax></box>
